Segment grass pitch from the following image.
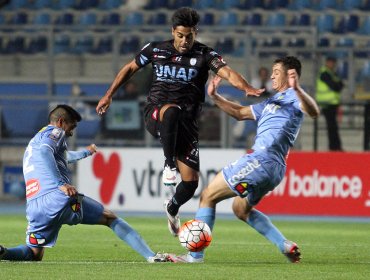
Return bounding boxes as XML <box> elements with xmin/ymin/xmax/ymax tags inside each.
<box><xmin>0</xmin><ymin>215</ymin><xmax>370</xmax><ymax>280</ymax></box>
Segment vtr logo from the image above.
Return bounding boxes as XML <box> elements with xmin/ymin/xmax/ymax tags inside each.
<box><xmin>154</xmin><ymin>65</ymin><xmax>198</xmax><ymax>81</ymax></box>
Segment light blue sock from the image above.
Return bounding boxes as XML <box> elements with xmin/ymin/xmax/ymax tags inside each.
<box><xmin>3</xmin><ymin>245</ymin><xmax>34</xmax><ymax>261</ymax></box>
<box><xmin>246</xmin><ymin>209</ymin><xmax>286</xmax><ymax>252</ymax></box>
<box><xmin>189</xmin><ymin>207</ymin><xmax>216</xmax><ymax>259</ymax></box>
<box><xmin>110</xmin><ymin>218</ymin><xmax>155</xmax><ymax>259</ymax></box>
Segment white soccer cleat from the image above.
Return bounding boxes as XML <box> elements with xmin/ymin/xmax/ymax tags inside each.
<box><xmin>147</xmin><ymin>252</ymin><xmax>173</xmax><ymax>263</ymax></box>
<box><xmin>168</xmin><ymin>253</ymin><xmax>204</xmax><ymax>263</ymax></box>
<box><xmin>162</xmin><ymin>165</ymin><xmax>177</xmax><ymax>187</ymax></box>
<box><xmin>163</xmin><ymin>199</ymin><xmax>180</xmax><ymax>237</ymax></box>
<box><xmin>283</xmin><ymin>240</ymin><xmax>301</xmax><ymax>263</ymax></box>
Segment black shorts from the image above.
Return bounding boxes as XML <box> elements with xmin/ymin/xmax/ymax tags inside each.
<box><xmin>144</xmin><ymin>103</ymin><xmax>201</xmax><ymax>171</ymax></box>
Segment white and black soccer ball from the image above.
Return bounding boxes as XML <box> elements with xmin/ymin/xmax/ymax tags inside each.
<box><xmin>178</xmin><ymin>219</ymin><xmax>212</xmax><ymax>252</ymax></box>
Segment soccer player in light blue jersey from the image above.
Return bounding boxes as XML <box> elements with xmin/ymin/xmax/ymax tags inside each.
<box><xmin>169</xmin><ymin>56</ymin><xmax>320</xmax><ymax>263</ymax></box>
<box><xmin>0</xmin><ymin>104</ymin><xmax>171</xmax><ymax>263</ymax></box>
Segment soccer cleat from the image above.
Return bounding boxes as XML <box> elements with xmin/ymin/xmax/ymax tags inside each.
<box><xmin>163</xmin><ymin>199</ymin><xmax>180</xmax><ymax>237</ymax></box>
<box><xmin>162</xmin><ymin>165</ymin><xmax>177</xmax><ymax>187</ymax></box>
<box><xmin>167</xmin><ymin>253</ymin><xmax>204</xmax><ymax>263</ymax></box>
<box><xmin>283</xmin><ymin>240</ymin><xmax>301</xmax><ymax>263</ymax></box>
<box><xmin>147</xmin><ymin>252</ymin><xmax>173</xmax><ymax>263</ymax></box>
<box><xmin>0</xmin><ymin>245</ymin><xmax>7</xmax><ymax>260</ymax></box>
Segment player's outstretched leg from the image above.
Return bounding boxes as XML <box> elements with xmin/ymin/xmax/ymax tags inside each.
<box><xmin>0</xmin><ymin>244</ymin><xmax>35</xmax><ymax>261</ymax></box>
<box><xmin>110</xmin><ymin>218</ymin><xmax>172</xmax><ymax>262</ymax></box>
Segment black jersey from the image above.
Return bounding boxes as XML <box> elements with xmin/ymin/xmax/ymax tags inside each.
<box><xmin>135</xmin><ymin>40</ymin><xmax>227</xmax><ymax>105</ymax></box>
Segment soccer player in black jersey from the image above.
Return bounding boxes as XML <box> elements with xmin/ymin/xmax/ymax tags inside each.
<box><xmin>96</xmin><ymin>7</ymin><xmax>264</xmax><ymax>237</ymax></box>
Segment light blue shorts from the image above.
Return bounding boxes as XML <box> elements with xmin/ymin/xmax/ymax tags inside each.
<box><xmin>25</xmin><ymin>190</ymin><xmax>104</xmax><ymax>248</ymax></box>
<box><xmin>222</xmin><ymin>152</ymin><xmax>285</xmax><ymax>206</ymax></box>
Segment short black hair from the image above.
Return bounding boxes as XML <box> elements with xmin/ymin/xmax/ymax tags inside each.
<box><xmin>171</xmin><ymin>7</ymin><xmax>200</xmax><ymax>28</ymax></box>
<box><xmin>48</xmin><ymin>104</ymin><xmax>82</xmax><ymax>123</ymax></box>
<box><xmin>274</xmin><ymin>56</ymin><xmax>302</xmax><ymax>77</ymax></box>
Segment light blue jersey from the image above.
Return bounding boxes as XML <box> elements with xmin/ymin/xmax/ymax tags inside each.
<box><xmin>251</xmin><ymin>87</ymin><xmax>304</xmax><ymax>165</ymax></box>
<box><xmin>222</xmin><ymin>88</ymin><xmax>304</xmax><ymax>205</ymax></box>
<box><xmin>23</xmin><ymin>125</ymin><xmax>91</xmax><ymax>201</ymax></box>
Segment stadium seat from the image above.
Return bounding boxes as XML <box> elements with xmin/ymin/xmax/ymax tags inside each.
<box><xmin>218</xmin><ymin>12</ymin><xmax>239</xmax><ymax>26</ymax></box>
<box><xmin>33</xmin><ymin>12</ymin><xmax>51</xmax><ymax>25</ymax></box>
<box><xmin>318</xmin><ymin>37</ymin><xmax>330</xmax><ymax>47</ymax></box>
<box><xmin>312</xmin><ymin>0</ymin><xmax>336</xmax><ymax>10</ymax></box>
<box><xmin>143</xmin><ymin>0</ymin><xmax>168</xmax><ymax>9</ymax></box>
<box><xmin>290</xmin><ymin>13</ymin><xmax>311</xmax><ymax>26</ymax></box>
<box><xmin>193</xmin><ymin>0</ymin><xmax>215</xmax><ymax>10</ymax></box>
<box><xmin>339</xmin><ymin>0</ymin><xmax>362</xmax><ymax>10</ymax></box>
<box><xmin>123</xmin><ymin>12</ymin><xmax>144</xmax><ymax>26</ymax></box>
<box><xmin>4</xmin><ymin>0</ymin><xmax>29</xmax><ymax>10</ymax></box>
<box><xmin>32</xmin><ymin>0</ymin><xmax>52</xmax><ymax>9</ymax></box>
<box><xmin>266</xmin><ymin>13</ymin><xmax>286</xmax><ymax>27</ymax></box>
<box><xmin>170</xmin><ymin>0</ymin><xmax>193</xmax><ymax>9</ymax></box>
<box><xmin>94</xmin><ymin>36</ymin><xmax>113</xmax><ymax>54</ymax></box>
<box><xmin>287</xmin><ymin>38</ymin><xmax>306</xmax><ymax>47</ymax></box>
<box><xmin>73</xmin><ymin>35</ymin><xmax>94</xmax><ymax>54</ymax></box>
<box><xmin>316</xmin><ymin>14</ymin><xmax>335</xmax><ymax>34</ymax></box>
<box><xmin>53</xmin><ymin>0</ymin><xmax>76</xmax><ymax>10</ymax></box>
<box><xmin>120</xmin><ymin>36</ymin><xmax>140</xmax><ymax>54</ymax></box>
<box><xmin>335</xmin><ymin>15</ymin><xmax>359</xmax><ymax>34</ymax></box>
<box><xmin>55</xmin><ymin>13</ymin><xmax>74</xmax><ymax>25</ymax></box>
<box><xmin>78</xmin><ymin>12</ymin><xmax>97</xmax><ymax>26</ymax></box>
<box><xmin>200</xmin><ymin>12</ymin><xmax>215</xmax><ymax>25</ymax></box>
<box><xmin>10</xmin><ymin>12</ymin><xmax>28</xmax><ymax>25</ymax></box>
<box><xmin>242</xmin><ymin>13</ymin><xmax>262</xmax><ymax>26</ymax></box>
<box><xmin>287</xmin><ymin>0</ymin><xmax>311</xmax><ymax>10</ymax></box>
<box><xmin>215</xmin><ymin>0</ymin><xmax>240</xmax><ymax>10</ymax></box>
<box><xmin>357</xmin><ymin>16</ymin><xmax>370</xmax><ymax>35</ymax></box>
<box><xmin>53</xmin><ymin>34</ymin><xmax>71</xmax><ymax>54</ymax></box>
<box><xmin>3</xmin><ymin>36</ymin><xmax>26</xmax><ymax>54</ymax></box>
<box><xmin>26</xmin><ymin>36</ymin><xmax>48</xmax><ymax>54</ymax></box>
<box><xmin>214</xmin><ymin>37</ymin><xmax>235</xmax><ymax>54</ymax></box>
<box><xmin>148</xmin><ymin>13</ymin><xmax>167</xmax><ymax>25</ymax></box>
<box><xmin>99</xmin><ymin>0</ymin><xmax>125</xmax><ymax>9</ymax></box>
<box><xmin>75</xmin><ymin>0</ymin><xmax>100</xmax><ymax>10</ymax></box>
<box><xmin>239</xmin><ymin>0</ymin><xmax>264</xmax><ymax>9</ymax></box>
<box><xmin>101</xmin><ymin>13</ymin><xmax>121</xmax><ymax>25</ymax></box>
<box><xmin>264</xmin><ymin>0</ymin><xmax>289</xmax><ymax>10</ymax></box>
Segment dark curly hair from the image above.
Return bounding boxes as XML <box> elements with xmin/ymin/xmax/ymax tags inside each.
<box><xmin>171</xmin><ymin>7</ymin><xmax>200</xmax><ymax>28</ymax></box>
<box><xmin>274</xmin><ymin>56</ymin><xmax>302</xmax><ymax>77</ymax></box>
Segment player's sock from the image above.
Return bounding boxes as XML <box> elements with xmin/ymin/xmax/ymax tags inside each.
<box><xmin>189</xmin><ymin>207</ymin><xmax>216</xmax><ymax>259</ymax></box>
<box><xmin>110</xmin><ymin>218</ymin><xmax>155</xmax><ymax>259</ymax></box>
<box><xmin>246</xmin><ymin>209</ymin><xmax>286</xmax><ymax>252</ymax></box>
<box><xmin>160</xmin><ymin>106</ymin><xmax>181</xmax><ymax>169</ymax></box>
<box><xmin>167</xmin><ymin>181</ymin><xmax>198</xmax><ymax>216</ymax></box>
<box><xmin>1</xmin><ymin>245</ymin><xmax>34</xmax><ymax>261</ymax></box>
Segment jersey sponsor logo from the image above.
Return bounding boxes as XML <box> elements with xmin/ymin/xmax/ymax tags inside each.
<box><xmin>190</xmin><ymin>58</ymin><xmax>197</xmax><ymax>65</ymax></box>
<box><xmin>28</xmin><ymin>233</ymin><xmax>46</xmax><ymax>245</ymax></box>
<box><xmin>262</xmin><ymin>103</ymin><xmax>281</xmax><ymax>114</ymax></box>
<box><xmin>49</xmin><ymin>128</ymin><xmax>62</xmax><ymax>141</ymax></box>
<box><xmin>235</xmin><ymin>182</ymin><xmax>248</xmax><ymax>196</ymax></box>
<box><xmin>172</xmin><ymin>56</ymin><xmax>182</xmax><ymax>62</ymax></box>
<box><xmin>228</xmin><ymin>159</ymin><xmax>261</xmax><ymax>185</ymax></box>
<box><xmin>154</xmin><ymin>54</ymin><xmax>166</xmax><ymax>59</ymax></box>
<box><xmin>154</xmin><ymin>65</ymin><xmax>198</xmax><ymax>81</ymax></box>
<box><xmin>26</xmin><ymin>179</ymin><xmax>40</xmax><ymax>199</ymax></box>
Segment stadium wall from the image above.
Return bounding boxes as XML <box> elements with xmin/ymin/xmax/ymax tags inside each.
<box><xmin>77</xmin><ymin>148</ymin><xmax>370</xmax><ymax>218</ymax></box>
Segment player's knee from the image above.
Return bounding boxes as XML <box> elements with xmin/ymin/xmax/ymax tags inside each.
<box><xmin>161</xmin><ymin>106</ymin><xmax>181</xmax><ymax>122</ymax></box>
<box><xmin>232</xmin><ymin>197</ymin><xmax>249</xmax><ymax>221</ymax></box>
<box><xmin>101</xmin><ymin>208</ymin><xmax>118</xmax><ymax>226</ymax></box>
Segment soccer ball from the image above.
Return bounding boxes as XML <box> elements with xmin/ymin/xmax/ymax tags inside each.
<box><xmin>178</xmin><ymin>219</ymin><xmax>212</xmax><ymax>252</ymax></box>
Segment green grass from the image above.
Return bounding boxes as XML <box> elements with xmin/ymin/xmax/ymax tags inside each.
<box><xmin>1</xmin><ymin>215</ymin><xmax>370</xmax><ymax>280</ymax></box>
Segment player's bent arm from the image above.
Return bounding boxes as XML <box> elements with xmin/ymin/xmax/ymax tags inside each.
<box><xmin>296</xmin><ymin>87</ymin><xmax>320</xmax><ymax>119</ymax></box>
<box><xmin>104</xmin><ymin>59</ymin><xmax>140</xmax><ymax>98</ymax></box>
<box><xmin>217</xmin><ymin>66</ymin><xmax>264</xmax><ymax>96</ymax></box>
<box><xmin>210</xmin><ymin>93</ymin><xmax>254</xmax><ymax>121</ymax></box>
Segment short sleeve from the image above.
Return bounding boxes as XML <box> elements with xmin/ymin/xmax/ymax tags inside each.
<box><xmin>250</xmin><ymin>101</ymin><xmax>266</xmax><ymax>121</ymax></box>
<box><xmin>205</xmin><ymin>48</ymin><xmax>227</xmax><ymax>73</ymax></box>
<box><xmin>134</xmin><ymin>42</ymin><xmax>152</xmax><ymax>67</ymax></box>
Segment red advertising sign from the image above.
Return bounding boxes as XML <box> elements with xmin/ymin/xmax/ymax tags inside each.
<box><xmin>258</xmin><ymin>152</ymin><xmax>370</xmax><ymax>217</ymax></box>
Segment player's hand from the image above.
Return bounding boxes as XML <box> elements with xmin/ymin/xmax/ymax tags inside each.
<box><xmin>59</xmin><ymin>184</ymin><xmax>78</xmax><ymax>197</ymax></box>
<box><xmin>207</xmin><ymin>75</ymin><xmax>222</xmax><ymax>97</ymax></box>
<box><xmin>288</xmin><ymin>69</ymin><xmax>300</xmax><ymax>90</ymax></box>
<box><xmin>87</xmin><ymin>144</ymin><xmax>98</xmax><ymax>155</ymax></box>
<box><xmin>245</xmin><ymin>86</ymin><xmax>265</xmax><ymax>97</ymax></box>
<box><xmin>96</xmin><ymin>95</ymin><xmax>112</xmax><ymax>116</ymax></box>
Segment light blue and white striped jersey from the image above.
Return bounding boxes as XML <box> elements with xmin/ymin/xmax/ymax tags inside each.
<box><xmin>251</xmin><ymin>88</ymin><xmax>304</xmax><ymax>165</ymax></box>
